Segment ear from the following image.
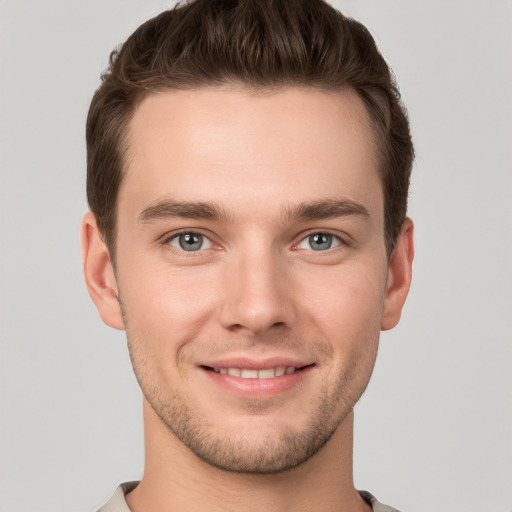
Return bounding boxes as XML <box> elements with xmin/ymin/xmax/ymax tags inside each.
<box><xmin>381</xmin><ymin>218</ymin><xmax>414</xmax><ymax>331</ymax></box>
<box><xmin>81</xmin><ymin>211</ymin><xmax>125</xmax><ymax>330</ymax></box>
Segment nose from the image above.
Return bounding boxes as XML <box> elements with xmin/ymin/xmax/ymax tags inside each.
<box><xmin>218</xmin><ymin>247</ymin><xmax>297</xmax><ymax>335</ymax></box>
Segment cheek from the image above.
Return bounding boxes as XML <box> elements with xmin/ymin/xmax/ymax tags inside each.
<box><xmin>303</xmin><ymin>263</ymin><xmax>386</xmax><ymax>338</ymax></box>
<box><xmin>310</xmin><ymin>267</ymin><xmax>384</xmax><ymax>391</ymax></box>
<box><xmin>118</xmin><ymin>259</ymin><xmax>219</xmax><ymax>350</ymax></box>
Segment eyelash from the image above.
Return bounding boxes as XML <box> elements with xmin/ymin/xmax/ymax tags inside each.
<box><xmin>293</xmin><ymin>231</ymin><xmax>348</xmax><ymax>252</ymax></box>
<box><xmin>162</xmin><ymin>229</ymin><xmax>348</xmax><ymax>254</ymax></box>
<box><xmin>163</xmin><ymin>230</ymin><xmax>216</xmax><ymax>254</ymax></box>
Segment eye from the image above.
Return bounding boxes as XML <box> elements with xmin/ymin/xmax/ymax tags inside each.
<box><xmin>168</xmin><ymin>232</ymin><xmax>213</xmax><ymax>252</ymax></box>
<box><xmin>296</xmin><ymin>232</ymin><xmax>342</xmax><ymax>251</ymax></box>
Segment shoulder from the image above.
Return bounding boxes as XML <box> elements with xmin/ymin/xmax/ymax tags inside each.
<box><xmin>97</xmin><ymin>483</ymin><xmax>402</xmax><ymax>512</ymax></box>
<box><xmin>96</xmin><ymin>481</ymin><xmax>139</xmax><ymax>512</ymax></box>
<box><xmin>359</xmin><ymin>490</ymin><xmax>403</xmax><ymax>512</ymax></box>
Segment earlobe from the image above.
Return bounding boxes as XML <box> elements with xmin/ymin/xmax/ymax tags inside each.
<box><xmin>381</xmin><ymin>218</ymin><xmax>414</xmax><ymax>331</ymax></box>
<box><xmin>81</xmin><ymin>212</ymin><xmax>125</xmax><ymax>330</ymax></box>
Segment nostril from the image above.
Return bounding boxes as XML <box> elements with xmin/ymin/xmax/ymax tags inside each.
<box><xmin>218</xmin><ymin>290</ymin><xmax>296</xmax><ymax>334</ymax></box>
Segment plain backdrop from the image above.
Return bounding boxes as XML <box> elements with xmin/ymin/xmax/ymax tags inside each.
<box><xmin>1</xmin><ymin>1</ymin><xmax>511</xmax><ymax>511</ymax></box>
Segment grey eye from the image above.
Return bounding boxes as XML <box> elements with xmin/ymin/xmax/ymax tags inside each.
<box><xmin>180</xmin><ymin>233</ymin><xmax>202</xmax><ymax>251</ymax></box>
<box><xmin>296</xmin><ymin>232</ymin><xmax>342</xmax><ymax>251</ymax></box>
<box><xmin>169</xmin><ymin>232</ymin><xmax>212</xmax><ymax>252</ymax></box>
<box><xmin>308</xmin><ymin>233</ymin><xmax>333</xmax><ymax>251</ymax></box>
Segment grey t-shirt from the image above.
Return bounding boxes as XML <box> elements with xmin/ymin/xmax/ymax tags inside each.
<box><xmin>97</xmin><ymin>481</ymin><xmax>402</xmax><ymax>512</ymax></box>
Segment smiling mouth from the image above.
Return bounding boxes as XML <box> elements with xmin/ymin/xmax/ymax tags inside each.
<box><xmin>202</xmin><ymin>365</ymin><xmax>312</xmax><ymax>379</ymax></box>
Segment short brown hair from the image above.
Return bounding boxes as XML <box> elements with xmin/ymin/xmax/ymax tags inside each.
<box><xmin>86</xmin><ymin>0</ymin><xmax>413</xmax><ymax>256</ymax></box>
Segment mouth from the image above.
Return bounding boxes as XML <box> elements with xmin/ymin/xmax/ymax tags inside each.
<box><xmin>199</xmin><ymin>357</ymin><xmax>315</xmax><ymax>398</ymax></box>
<box><xmin>201</xmin><ymin>364</ymin><xmax>312</xmax><ymax>379</ymax></box>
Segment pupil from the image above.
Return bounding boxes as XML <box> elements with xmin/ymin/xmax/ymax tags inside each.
<box><xmin>310</xmin><ymin>233</ymin><xmax>332</xmax><ymax>250</ymax></box>
<box><xmin>179</xmin><ymin>233</ymin><xmax>202</xmax><ymax>251</ymax></box>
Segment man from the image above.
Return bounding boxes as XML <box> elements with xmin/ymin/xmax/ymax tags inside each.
<box><xmin>81</xmin><ymin>0</ymin><xmax>414</xmax><ymax>511</ymax></box>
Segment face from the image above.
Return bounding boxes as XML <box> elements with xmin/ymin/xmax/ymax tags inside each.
<box><xmin>91</xmin><ymin>87</ymin><xmax>409</xmax><ymax>474</ymax></box>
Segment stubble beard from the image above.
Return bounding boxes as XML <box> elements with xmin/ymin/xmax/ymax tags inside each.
<box><xmin>120</xmin><ymin>291</ymin><xmax>379</xmax><ymax>475</ymax></box>
<box><xmin>145</xmin><ymin>384</ymin><xmax>347</xmax><ymax>474</ymax></box>
<box><xmin>126</xmin><ymin>336</ymin><xmax>377</xmax><ymax>475</ymax></box>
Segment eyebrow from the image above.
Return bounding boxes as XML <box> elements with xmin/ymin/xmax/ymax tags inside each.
<box><xmin>284</xmin><ymin>199</ymin><xmax>370</xmax><ymax>222</ymax></box>
<box><xmin>138</xmin><ymin>200</ymin><xmax>231</xmax><ymax>223</ymax></box>
<box><xmin>137</xmin><ymin>198</ymin><xmax>369</xmax><ymax>224</ymax></box>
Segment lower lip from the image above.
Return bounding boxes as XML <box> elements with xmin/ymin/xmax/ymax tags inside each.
<box><xmin>201</xmin><ymin>366</ymin><xmax>313</xmax><ymax>398</ymax></box>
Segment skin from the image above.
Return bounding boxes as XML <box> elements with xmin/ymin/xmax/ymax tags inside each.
<box><xmin>82</xmin><ymin>86</ymin><xmax>413</xmax><ymax>512</ymax></box>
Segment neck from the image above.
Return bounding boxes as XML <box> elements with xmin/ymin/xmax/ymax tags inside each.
<box><xmin>126</xmin><ymin>399</ymin><xmax>370</xmax><ymax>512</ymax></box>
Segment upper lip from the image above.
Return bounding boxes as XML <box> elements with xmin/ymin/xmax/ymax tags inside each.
<box><xmin>200</xmin><ymin>356</ymin><xmax>313</xmax><ymax>370</ymax></box>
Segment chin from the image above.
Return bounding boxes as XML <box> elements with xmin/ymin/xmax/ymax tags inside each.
<box><xmin>148</xmin><ymin>390</ymin><xmax>348</xmax><ymax>474</ymax></box>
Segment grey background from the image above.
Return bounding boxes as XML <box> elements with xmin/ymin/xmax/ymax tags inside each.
<box><xmin>1</xmin><ymin>1</ymin><xmax>511</xmax><ymax>511</ymax></box>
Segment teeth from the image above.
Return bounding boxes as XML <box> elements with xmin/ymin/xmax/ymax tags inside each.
<box><xmin>213</xmin><ymin>366</ymin><xmax>297</xmax><ymax>379</ymax></box>
<box><xmin>241</xmin><ymin>369</ymin><xmax>258</xmax><ymax>378</ymax></box>
<box><xmin>257</xmin><ymin>368</ymin><xmax>275</xmax><ymax>379</ymax></box>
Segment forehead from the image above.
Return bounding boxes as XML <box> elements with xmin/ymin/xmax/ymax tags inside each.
<box><xmin>120</xmin><ymin>86</ymin><xmax>382</xmax><ymax>222</ymax></box>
